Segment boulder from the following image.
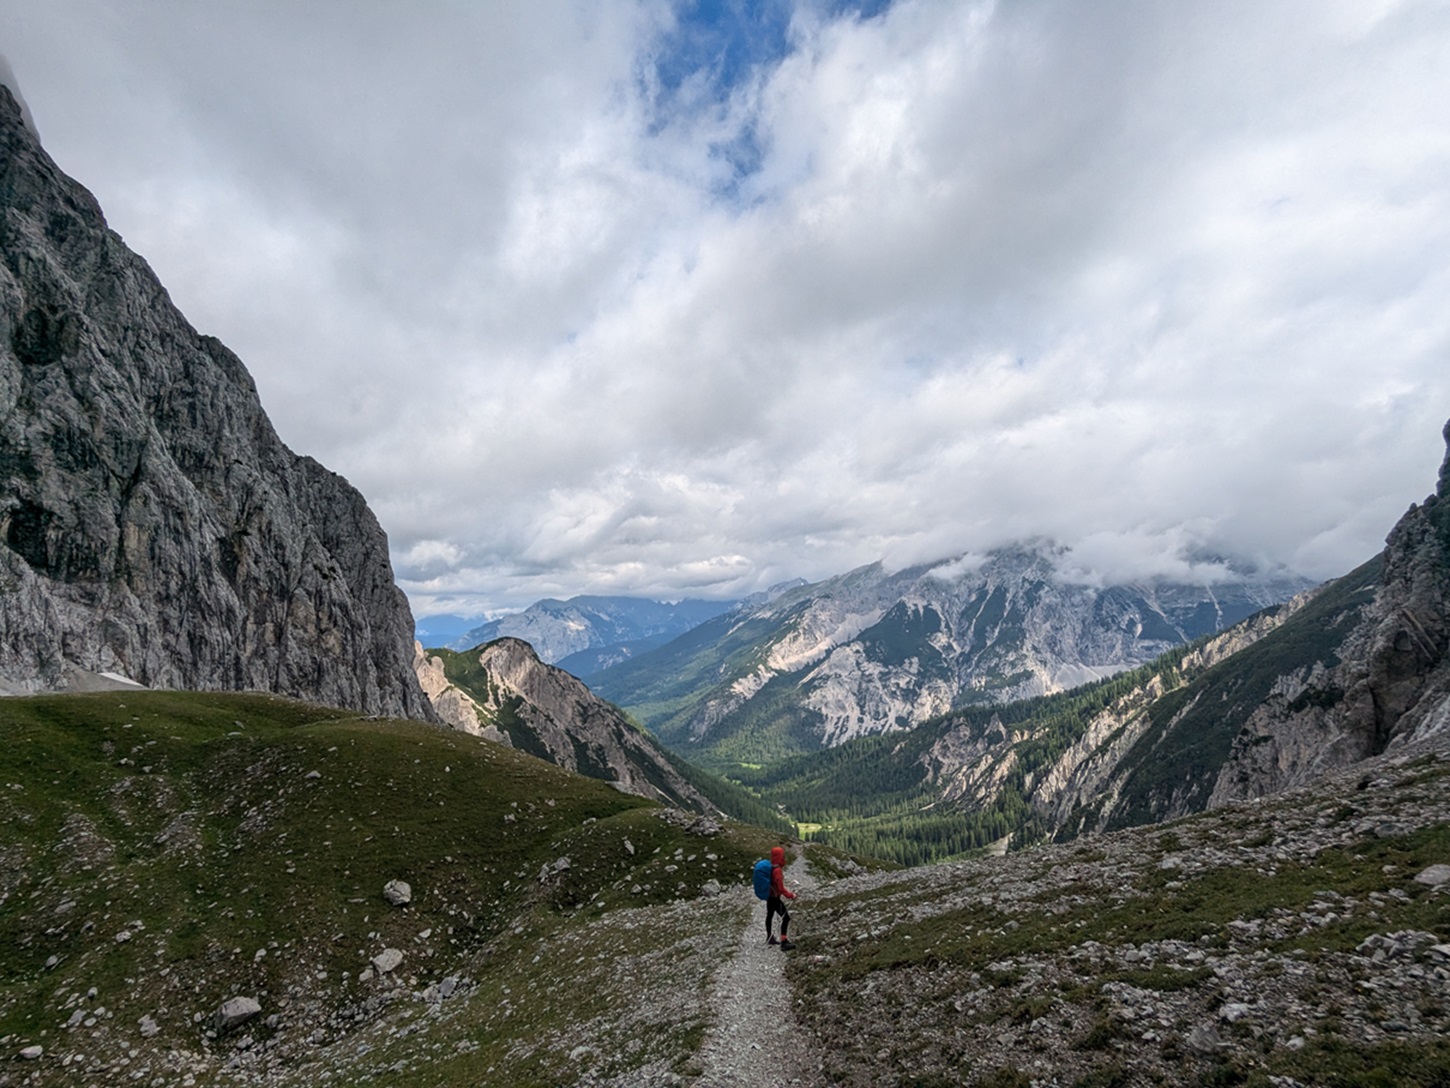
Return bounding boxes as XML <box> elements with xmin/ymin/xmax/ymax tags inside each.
<box><xmin>539</xmin><ymin>857</ymin><xmax>571</xmax><ymax>883</ymax></box>
<box><xmin>1185</xmin><ymin>1023</ymin><xmax>1225</xmax><ymax>1054</ymax></box>
<box><xmin>214</xmin><ymin>997</ymin><xmax>261</xmax><ymax>1032</ymax></box>
<box><xmin>382</xmin><ymin>879</ymin><xmax>412</xmax><ymax>906</ymax></box>
<box><xmin>371</xmin><ymin>948</ymin><xmax>404</xmax><ymax>975</ymax></box>
<box><xmin>1414</xmin><ymin>863</ymin><xmax>1450</xmax><ymax>886</ymax></box>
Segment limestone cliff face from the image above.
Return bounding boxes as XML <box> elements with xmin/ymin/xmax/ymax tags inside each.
<box><xmin>915</xmin><ymin>594</ymin><xmax>1312</xmax><ymax>824</ymax></box>
<box><xmin>412</xmin><ymin>643</ymin><xmax>507</xmax><ymax>744</ymax></box>
<box><xmin>0</xmin><ymin>86</ymin><xmax>431</xmax><ymax>718</ymax></box>
<box><xmin>430</xmin><ymin>638</ymin><xmax>717</xmax><ymax>814</ymax></box>
<box><xmin>1209</xmin><ymin>423</ymin><xmax>1450</xmax><ymax>805</ymax></box>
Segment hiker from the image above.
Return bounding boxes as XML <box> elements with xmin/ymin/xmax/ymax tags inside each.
<box><xmin>765</xmin><ymin>845</ymin><xmax>796</xmax><ymax>950</ymax></box>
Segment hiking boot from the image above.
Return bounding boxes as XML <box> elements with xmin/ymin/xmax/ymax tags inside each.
<box><xmin>780</xmin><ymin>939</ymin><xmax>796</xmax><ymax>951</ymax></box>
<box><xmin>767</xmin><ymin>935</ymin><xmax>779</xmax><ymax>945</ymax></box>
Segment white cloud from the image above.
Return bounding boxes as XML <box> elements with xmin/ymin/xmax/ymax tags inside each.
<box><xmin>2</xmin><ymin>0</ymin><xmax>1447</xmax><ymax>615</ymax></box>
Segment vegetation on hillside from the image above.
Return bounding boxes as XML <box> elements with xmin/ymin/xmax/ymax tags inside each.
<box><xmin>721</xmin><ymin>559</ymin><xmax>1382</xmax><ymax>867</ymax></box>
<box><xmin>0</xmin><ymin>691</ymin><xmax>791</xmax><ymax>1086</ymax></box>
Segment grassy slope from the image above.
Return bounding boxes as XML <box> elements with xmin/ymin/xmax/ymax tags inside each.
<box><xmin>0</xmin><ymin>691</ymin><xmax>791</xmax><ymax>1086</ymax></box>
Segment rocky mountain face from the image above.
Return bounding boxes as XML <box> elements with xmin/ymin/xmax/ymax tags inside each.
<box><xmin>591</xmin><ymin>544</ymin><xmax>1310</xmax><ymax>764</ymax></box>
<box><xmin>1209</xmin><ymin>420</ymin><xmax>1450</xmax><ymax>801</ymax></box>
<box><xmin>0</xmin><ymin>85</ymin><xmax>429</xmax><ymax>718</ymax></box>
<box><xmin>1041</xmin><ymin>424</ymin><xmax>1450</xmax><ymax>833</ymax></box>
<box><xmin>418</xmin><ymin>637</ymin><xmax>718</xmax><ymax>814</ymax></box>
<box><xmin>411</xmin><ymin>642</ymin><xmax>509</xmax><ymax>745</ymax></box>
<box><xmin>440</xmin><ymin>594</ymin><xmax>737</xmax><ymax>675</ymax></box>
<box><xmin>746</xmin><ymin>422</ymin><xmax>1450</xmax><ymax>858</ymax></box>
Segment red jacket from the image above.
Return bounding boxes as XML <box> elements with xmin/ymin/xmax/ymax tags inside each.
<box><xmin>770</xmin><ymin>846</ymin><xmax>795</xmax><ymax>900</ymax></box>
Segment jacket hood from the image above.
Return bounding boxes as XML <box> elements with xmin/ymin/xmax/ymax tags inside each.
<box><xmin>770</xmin><ymin>846</ymin><xmax>786</xmax><ymax>866</ymax></box>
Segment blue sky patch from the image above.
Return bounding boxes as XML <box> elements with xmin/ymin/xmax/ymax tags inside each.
<box><xmin>652</xmin><ymin>0</ymin><xmax>893</xmax><ymax>104</ymax></box>
<box><xmin>649</xmin><ymin>0</ymin><xmax>894</xmax><ymax>195</ymax></box>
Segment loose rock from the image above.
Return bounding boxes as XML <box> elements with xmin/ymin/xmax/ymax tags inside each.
<box><xmin>214</xmin><ymin>997</ymin><xmax>261</xmax><ymax>1032</ymax></box>
<box><xmin>372</xmin><ymin>948</ymin><xmax>405</xmax><ymax>975</ymax></box>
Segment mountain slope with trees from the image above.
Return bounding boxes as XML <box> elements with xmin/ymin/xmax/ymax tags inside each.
<box><xmin>591</xmin><ymin>546</ymin><xmax>1310</xmax><ymax>769</ymax></box>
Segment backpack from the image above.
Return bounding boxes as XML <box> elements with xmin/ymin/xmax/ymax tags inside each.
<box><xmin>752</xmin><ymin>858</ymin><xmax>773</xmax><ymax>900</ymax></box>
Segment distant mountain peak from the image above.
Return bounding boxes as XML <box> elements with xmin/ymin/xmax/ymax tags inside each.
<box><xmin>433</xmin><ymin>594</ymin><xmax>739</xmax><ymax>672</ymax></box>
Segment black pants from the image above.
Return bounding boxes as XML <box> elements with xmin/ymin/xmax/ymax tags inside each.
<box><xmin>766</xmin><ymin>894</ymin><xmax>790</xmax><ymax>939</ymax></box>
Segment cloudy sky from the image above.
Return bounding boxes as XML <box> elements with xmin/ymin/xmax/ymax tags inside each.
<box><xmin>3</xmin><ymin>1</ymin><xmax>1447</xmax><ymax>617</ymax></box>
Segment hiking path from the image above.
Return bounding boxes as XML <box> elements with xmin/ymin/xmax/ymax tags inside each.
<box><xmin>692</xmin><ymin>852</ymin><xmax>823</xmax><ymax>1087</ymax></box>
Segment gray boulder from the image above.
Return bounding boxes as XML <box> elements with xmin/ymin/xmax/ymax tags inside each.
<box><xmin>382</xmin><ymin>879</ymin><xmax>412</xmax><ymax>906</ymax></box>
<box><xmin>214</xmin><ymin>997</ymin><xmax>261</xmax><ymax>1033</ymax></box>
<box><xmin>1414</xmin><ymin>863</ymin><xmax>1450</xmax><ymax>886</ymax></box>
<box><xmin>371</xmin><ymin>948</ymin><xmax>404</xmax><ymax>975</ymax></box>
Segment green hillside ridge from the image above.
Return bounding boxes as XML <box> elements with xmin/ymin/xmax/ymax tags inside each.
<box><xmin>0</xmin><ymin>691</ymin><xmax>808</xmax><ymax>1086</ymax></box>
<box><xmin>588</xmin><ymin>601</ymin><xmax>814</xmax><ymax>752</ymax></box>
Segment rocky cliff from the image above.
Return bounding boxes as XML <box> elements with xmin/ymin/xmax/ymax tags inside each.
<box><xmin>740</xmin><ymin>422</ymin><xmax>1450</xmax><ymax>860</ymax></box>
<box><xmin>0</xmin><ymin>85</ymin><xmax>430</xmax><ymax>718</ymax></box>
<box><xmin>1207</xmin><ymin>421</ymin><xmax>1450</xmax><ymax>805</ymax></box>
<box><xmin>422</xmin><ymin>638</ymin><xmax>717</xmax><ymax>814</ymax></box>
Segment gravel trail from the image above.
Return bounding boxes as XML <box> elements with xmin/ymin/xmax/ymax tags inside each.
<box><xmin>692</xmin><ymin>853</ymin><xmax>823</xmax><ymax>1088</ymax></box>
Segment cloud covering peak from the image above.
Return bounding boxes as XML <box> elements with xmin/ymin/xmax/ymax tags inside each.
<box><xmin>1</xmin><ymin>0</ymin><xmax>1445</xmax><ymax>615</ymax></box>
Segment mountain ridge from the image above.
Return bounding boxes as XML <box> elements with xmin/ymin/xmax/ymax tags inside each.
<box><xmin>591</xmin><ymin>543</ymin><xmax>1311</xmax><ymax>766</ymax></box>
<box><xmin>731</xmin><ymin>422</ymin><xmax>1450</xmax><ymax>864</ymax></box>
<box><xmin>439</xmin><ymin>595</ymin><xmax>738</xmax><ymax>673</ymax></box>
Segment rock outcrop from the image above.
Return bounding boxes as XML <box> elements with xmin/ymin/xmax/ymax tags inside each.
<box><xmin>422</xmin><ymin>638</ymin><xmax>717</xmax><ymax>813</ymax></box>
<box><xmin>1209</xmin><ymin>421</ymin><xmax>1450</xmax><ymax>802</ymax></box>
<box><xmin>412</xmin><ymin>642</ymin><xmax>508</xmax><ymax>744</ymax></box>
<box><xmin>0</xmin><ymin>85</ymin><xmax>430</xmax><ymax>718</ymax></box>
